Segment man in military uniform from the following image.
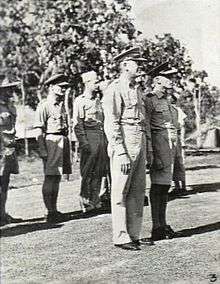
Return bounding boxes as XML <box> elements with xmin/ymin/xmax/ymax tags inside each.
<box><xmin>144</xmin><ymin>75</ymin><xmax>180</xmax><ymax>241</ymax></box>
<box><xmin>73</xmin><ymin>70</ymin><xmax>109</xmax><ymax>212</ymax></box>
<box><xmin>168</xmin><ymin>90</ymin><xmax>187</xmax><ymax>194</ymax></box>
<box><xmin>0</xmin><ymin>79</ymin><xmax>22</xmax><ymax>225</ymax></box>
<box><xmin>102</xmin><ymin>47</ymin><xmax>153</xmax><ymax>251</ymax></box>
<box><xmin>35</xmin><ymin>74</ymin><xmax>72</xmax><ymax>222</ymax></box>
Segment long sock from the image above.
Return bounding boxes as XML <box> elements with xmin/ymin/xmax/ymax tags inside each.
<box><xmin>42</xmin><ymin>176</ymin><xmax>54</xmax><ymax>212</ymax></box>
<box><xmin>150</xmin><ymin>184</ymin><xmax>161</xmax><ymax>230</ymax></box>
<box><xmin>0</xmin><ymin>175</ymin><xmax>10</xmax><ymax>218</ymax></box>
<box><xmin>174</xmin><ymin>181</ymin><xmax>180</xmax><ymax>190</ymax></box>
<box><xmin>51</xmin><ymin>176</ymin><xmax>61</xmax><ymax>211</ymax></box>
<box><xmin>159</xmin><ymin>185</ymin><xmax>170</xmax><ymax>227</ymax></box>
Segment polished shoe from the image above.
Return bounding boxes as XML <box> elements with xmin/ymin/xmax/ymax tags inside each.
<box><xmin>164</xmin><ymin>225</ymin><xmax>175</xmax><ymax>239</ymax></box>
<box><xmin>46</xmin><ymin>211</ymin><xmax>63</xmax><ymax>223</ymax></box>
<box><xmin>1</xmin><ymin>213</ymin><xmax>23</xmax><ymax>224</ymax></box>
<box><xmin>138</xmin><ymin>238</ymin><xmax>155</xmax><ymax>246</ymax></box>
<box><xmin>151</xmin><ymin>227</ymin><xmax>166</xmax><ymax>241</ymax></box>
<box><xmin>164</xmin><ymin>225</ymin><xmax>183</xmax><ymax>238</ymax></box>
<box><xmin>114</xmin><ymin>242</ymin><xmax>141</xmax><ymax>251</ymax></box>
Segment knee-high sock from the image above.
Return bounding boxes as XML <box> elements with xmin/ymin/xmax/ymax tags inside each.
<box><xmin>150</xmin><ymin>184</ymin><xmax>161</xmax><ymax>230</ymax></box>
<box><xmin>0</xmin><ymin>174</ymin><xmax>10</xmax><ymax>217</ymax></box>
<box><xmin>51</xmin><ymin>176</ymin><xmax>61</xmax><ymax>211</ymax></box>
<box><xmin>159</xmin><ymin>185</ymin><xmax>170</xmax><ymax>227</ymax></box>
<box><xmin>42</xmin><ymin>175</ymin><xmax>56</xmax><ymax>212</ymax></box>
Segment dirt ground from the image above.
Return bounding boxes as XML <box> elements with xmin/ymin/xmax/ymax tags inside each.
<box><xmin>1</xmin><ymin>153</ymin><xmax>220</xmax><ymax>284</ymax></box>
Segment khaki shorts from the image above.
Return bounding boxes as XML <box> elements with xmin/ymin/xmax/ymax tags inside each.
<box><xmin>43</xmin><ymin>134</ymin><xmax>72</xmax><ymax>175</ymax></box>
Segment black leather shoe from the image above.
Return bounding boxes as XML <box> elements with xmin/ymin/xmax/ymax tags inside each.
<box><xmin>114</xmin><ymin>242</ymin><xmax>141</xmax><ymax>251</ymax></box>
<box><xmin>164</xmin><ymin>225</ymin><xmax>183</xmax><ymax>238</ymax></box>
<box><xmin>151</xmin><ymin>227</ymin><xmax>166</xmax><ymax>241</ymax></box>
<box><xmin>46</xmin><ymin>211</ymin><xmax>63</xmax><ymax>223</ymax></box>
<box><xmin>1</xmin><ymin>213</ymin><xmax>23</xmax><ymax>224</ymax></box>
<box><xmin>164</xmin><ymin>225</ymin><xmax>175</xmax><ymax>238</ymax></box>
<box><xmin>138</xmin><ymin>238</ymin><xmax>155</xmax><ymax>246</ymax></box>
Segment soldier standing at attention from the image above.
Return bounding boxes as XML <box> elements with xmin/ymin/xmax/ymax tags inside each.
<box><xmin>144</xmin><ymin>75</ymin><xmax>181</xmax><ymax>241</ymax></box>
<box><xmin>73</xmin><ymin>71</ymin><xmax>109</xmax><ymax>212</ymax></box>
<box><xmin>35</xmin><ymin>74</ymin><xmax>72</xmax><ymax>222</ymax></box>
<box><xmin>0</xmin><ymin>79</ymin><xmax>22</xmax><ymax>225</ymax></box>
<box><xmin>102</xmin><ymin>47</ymin><xmax>153</xmax><ymax>251</ymax></box>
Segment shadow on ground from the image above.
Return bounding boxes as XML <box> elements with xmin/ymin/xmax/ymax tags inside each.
<box><xmin>169</xmin><ymin>182</ymin><xmax>220</xmax><ymax>201</ymax></box>
<box><xmin>175</xmin><ymin>221</ymin><xmax>220</xmax><ymax>238</ymax></box>
<box><xmin>0</xmin><ymin>207</ymin><xmax>111</xmax><ymax>238</ymax></box>
<box><xmin>0</xmin><ymin>223</ymin><xmax>63</xmax><ymax>238</ymax></box>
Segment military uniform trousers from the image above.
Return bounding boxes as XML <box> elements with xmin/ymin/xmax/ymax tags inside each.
<box><xmin>109</xmin><ymin>125</ymin><xmax>146</xmax><ymax>245</ymax></box>
<box><xmin>173</xmin><ymin>136</ymin><xmax>185</xmax><ymax>181</ymax></box>
<box><xmin>79</xmin><ymin>128</ymin><xmax>109</xmax><ymax>205</ymax></box>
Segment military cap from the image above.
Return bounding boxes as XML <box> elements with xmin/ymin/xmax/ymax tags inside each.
<box><xmin>113</xmin><ymin>47</ymin><xmax>148</xmax><ymax>63</ymax></box>
<box><xmin>44</xmin><ymin>73</ymin><xmax>69</xmax><ymax>87</ymax></box>
<box><xmin>0</xmin><ymin>78</ymin><xmax>20</xmax><ymax>89</ymax></box>
<box><xmin>147</xmin><ymin>61</ymin><xmax>177</xmax><ymax>77</ymax></box>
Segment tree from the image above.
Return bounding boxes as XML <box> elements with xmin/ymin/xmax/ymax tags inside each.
<box><xmin>0</xmin><ymin>0</ymin><xmax>41</xmax><ymax>108</ymax></box>
<box><xmin>0</xmin><ymin>0</ymin><xmax>219</xmax><ymax>135</ymax></box>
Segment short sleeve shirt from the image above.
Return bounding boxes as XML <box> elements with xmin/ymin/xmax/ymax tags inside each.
<box><xmin>34</xmin><ymin>96</ymin><xmax>68</xmax><ymax>134</ymax></box>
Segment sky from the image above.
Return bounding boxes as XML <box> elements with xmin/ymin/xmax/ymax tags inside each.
<box><xmin>129</xmin><ymin>0</ymin><xmax>220</xmax><ymax>87</ymax></box>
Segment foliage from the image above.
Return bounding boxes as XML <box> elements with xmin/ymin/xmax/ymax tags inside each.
<box><xmin>0</xmin><ymin>0</ymin><xmax>219</xmax><ymax>131</ymax></box>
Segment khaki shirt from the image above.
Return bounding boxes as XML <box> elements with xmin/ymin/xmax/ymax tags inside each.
<box><xmin>73</xmin><ymin>93</ymin><xmax>104</xmax><ymax>146</ymax></box>
<box><xmin>34</xmin><ymin>95</ymin><xmax>68</xmax><ymax>134</ymax></box>
<box><xmin>0</xmin><ymin>101</ymin><xmax>17</xmax><ymax>155</ymax></box>
<box><xmin>102</xmin><ymin>76</ymin><xmax>146</xmax><ymax>155</ymax></box>
<box><xmin>144</xmin><ymin>91</ymin><xmax>179</xmax><ymax>150</ymax></box>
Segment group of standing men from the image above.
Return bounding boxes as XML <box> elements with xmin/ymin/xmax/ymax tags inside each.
<box><xmin>0</xmin><ymin>47</ymin><xmax>186</xmax><ymax>251</ymax></box>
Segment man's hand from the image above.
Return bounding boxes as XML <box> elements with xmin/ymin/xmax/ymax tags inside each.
<box><xmin>119</xmin><ymin>153</ymin><xmax>131</xmax><ymax>175</ymax></box>
<box><xmin>39</xmin><ymin>150</ymin><xmax>48</xmax><ymax>161</ymax></box>
<box><xmin>146</xmin><ymin>151</ymin><xmax>154</xmax><ymax>169</ymax></box>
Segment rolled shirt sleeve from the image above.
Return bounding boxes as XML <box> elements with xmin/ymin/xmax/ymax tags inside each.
<box><xmin>102</xmin><ymin>83</ymin><xmax>127</xmax><ymax>156</ymax></box>
<box><xmin>34</xmin><ymin>102</ymin><xmax>47</xmax><ymax>131</ymax></box>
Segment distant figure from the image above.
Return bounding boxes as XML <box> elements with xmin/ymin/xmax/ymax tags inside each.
<box><xmin>35</xmin><ymin>74</ymin><xmax>72</xmax><ymax>222</ymax></box>
<box><xmin>0</xmin><ymin>79</ymin><xmax>22</xmax><ymax>225</ymax></box>
<box><xmin>73</xmin><ymin>71</ymin><xmax>109</xmax><ymax>212</ymax></box>
<box><xmin>169</xmin><ymin>91</ymin><xmax>187</xmax><ymax>194</ymax></box>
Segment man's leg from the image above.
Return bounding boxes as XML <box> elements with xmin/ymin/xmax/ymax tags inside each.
<box><xmin>90</xmin><ymin>177</ymin><xmax>102</xmax><ymax>208</ymax></box>
<box><xmin>158</xmin><ymin>185</ymin><xmax>170</xmax><ymax>228</ymax></box>
<box><xmin>42</xmin><ymin>175</ymin><xmax>55</xmax><ymax>213</ymax></box>
<box><xmin>51</xmin><ymin>175</ymin><xmax>61</xmax><ymax>212</ymax></box>
<box><xmin>111</xmin><ymin>155</ymin><xmax>132</xmax><ymax>245</ymax></box>
<box><xmin>149</xmin><ymin>184</ymin><xmax>161</xmax><ymax>230</ymax></box>
<box><xmin>0</xmin><ymin>174</ymin><xmax>10</xmax><ymax>222</ymax></box>
<box><xmin>159</xmin><ymin>184</ymin><xmax>179</xmax><ymax>238</ymax></box>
